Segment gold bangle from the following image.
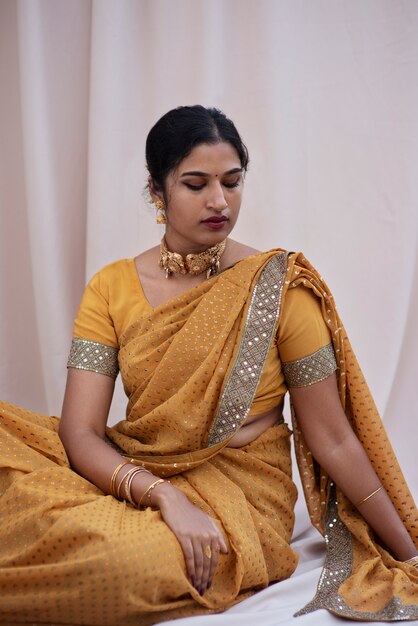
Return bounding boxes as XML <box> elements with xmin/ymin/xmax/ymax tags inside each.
<box><xmin>138</xmin><ymin>478</ymin><xmax>166</xmax><ymax>508</ymax></box>
<box><xmin>124</xmin><ymin>469</ymin><xmax>138</xmax><ymax>505</ymax></box>
<box><xmin>404</xmin><ymin>556</ymin><xmax>418</xmax><ymax>570</ymax></box>
<box><xmin>357</xmin><ymin>486</ymin><xmax>383</xmax><ymax>506</ymax></box>
<box><xmin>116</xmin><ymin>467</ymin><xmax>150</xmax><ymax>502</ymax></box>
<box><xmin>118</xmin><ymin>467</ymin><xmax>139</xmax><ymax>502</ymax></box>
<box><xmin>124</xmin><ymin>468</ymin><xmax>149</xmax><ymax>506</ymax></box>
<box><xmin>109</xmin><ymin>460</ymin><xmax>132</xmax><ymax>497</ymax></box>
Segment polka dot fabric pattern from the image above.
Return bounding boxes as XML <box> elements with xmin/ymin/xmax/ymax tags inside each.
<box><xmin>0</xmin><ymin>404</ymin><xmax>296</xmax><ymax>625</ymax></box>
<box><xmin>286</xmin><ymin>253</ymin><xmax>418</xmax><ymax>620</ymax></box>
<box><xmin>1</xmin><ymin>250</ymin><xmax>417</xmax><ymax>623</ymax></box>
<box><xmin>111</xmin><ymin>253</ymin><xmax>275</xmax><ymax>456</ymax></box>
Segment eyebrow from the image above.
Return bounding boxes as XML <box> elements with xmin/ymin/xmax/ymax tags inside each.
<box><xmin>180</xmin><ymin>167</ymin><xmax>242</xmax><ymax>177</ymax></box>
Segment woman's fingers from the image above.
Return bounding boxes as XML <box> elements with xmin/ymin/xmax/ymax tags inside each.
<box><xmin>180</xmin><ymin>536</ymin><xmax>196</xmax><ymax>584</ymax></box>
<box><xmin>192</xmin><ymin>534</ymin><xmax>222</xmax><ymax>594</ymax></box>
<box><xmin>158</xmin><ymin>490</ymin><xmax>229</xmax><ymax>594</ymax></box>
<box><xmin>198</xmin><ymin>521</ymin><xmax>228</xmax><ymax>592</ymax></box>
<box><xmin>210</xmin><ymin>518</ymin><xmax>229</xmax><ymax>554</ymax></box>
<box><xmin>218</xmin><ymin>535</ymin><xmax>228</xmax><ymax>554</ymax></box>
<box><xmin>191</xmin><ymin>537</ymin><xmax>205</xmax><ymax>593</ymax></box>
<box><xmin>207</xmin><ymin>538</ymin><xmax>220</xmax><ymax>587</ymax></box>
<box><xmin>200</xmin><ymin>539</ymin><xmax>213</xmax><ymax>593</ymax></box>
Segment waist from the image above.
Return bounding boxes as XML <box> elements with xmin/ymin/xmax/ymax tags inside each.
<box><xmin>226</xmin><ymin>404</ymin><xmax>284</xmax><ymax>448</ymax></box>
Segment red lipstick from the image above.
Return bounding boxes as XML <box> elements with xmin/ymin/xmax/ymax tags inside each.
<box><xmin>201</xmin><ymin>216</ymin><xmax>228</xmax><ymax>230</ymax></box>
<box><xmin>202</xmin><ymin>216</ymin><xmax>228</xmax><ymax>223</ymax></box>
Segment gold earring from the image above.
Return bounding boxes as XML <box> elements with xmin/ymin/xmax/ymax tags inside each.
<box><xmin>155</xmin><ymin>199</ymin><xmax>167</xmax><ymax>224</ymax></box>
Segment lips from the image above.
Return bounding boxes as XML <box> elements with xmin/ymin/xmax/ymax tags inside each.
<box><xmin>202</xmin><ymin>216</ymin><xmax>228</xmax><ymax>223</ymax></box>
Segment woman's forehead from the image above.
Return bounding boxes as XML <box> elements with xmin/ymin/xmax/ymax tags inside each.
<box><xmin>177</xmin><ymin>142</ymin><xmax>241</xmax><ymax>174</ymax></box>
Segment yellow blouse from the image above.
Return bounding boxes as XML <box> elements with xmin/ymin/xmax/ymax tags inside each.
<box><xmin>71</xmin><ymin>258</ymin><xmax>334</xmax><ymax>416</ymax></box>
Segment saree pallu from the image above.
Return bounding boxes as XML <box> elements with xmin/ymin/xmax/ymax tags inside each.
<box><xmin>286</xmin><ymin>253</ymin><xmax>418</xmax><ymax>619</ymax></box>
<box><xmin>0</xmin><ymin>250</ymin><xmax>417</xmax><ymax>625</ymax></box>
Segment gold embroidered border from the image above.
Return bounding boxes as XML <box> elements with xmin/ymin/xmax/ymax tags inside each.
<box><xmin>207</xmin><ymin>253</ymin><xmax>288</xmax><ymax>447</ymax></box>
<box><xmin>295</xmin><ymin>487</ymin><xmax>418</xmax><ymax>620</ymax></box>
<box><xmin>67</xmin><ymin>338</ymin><xmax>119</xmax><ymax>378</ymax></box>
<box><xmin>282</xmin><ymin>343</ymin><xmax>337</xmax><ymax>388</ymax></box>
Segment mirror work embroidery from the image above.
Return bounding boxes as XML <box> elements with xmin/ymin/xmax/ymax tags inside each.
<box><xmin>282</xmin><ymin>343</ymin><xmax>337</xmax><ymax>388</ymax></box>
<box><xmin>67</xmin><ymin>338</ymin><xmax>119</xmax><ymax>378</ymax></box>
<box><xmin>207</xmin><ymin>253</ymin><xmax>288</xmax><ymax>447</ymax></box>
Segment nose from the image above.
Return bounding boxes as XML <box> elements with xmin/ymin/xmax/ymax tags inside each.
<box><xmin>207</xmin><ymin>181</ymin><xmax>228</xmax><ymax>212</ymax></box>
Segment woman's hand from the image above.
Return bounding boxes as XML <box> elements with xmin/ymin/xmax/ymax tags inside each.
<box><xmin>152</xmin><ymin>482</ymin><xmax>228</xmax><ymax>595</ymax></box>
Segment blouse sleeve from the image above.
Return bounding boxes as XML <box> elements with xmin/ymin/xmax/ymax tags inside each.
<box><xmin>277</xmin><ymin>284</ymin><xmax>337</xmax><ymax>388</ymax></box>
<box><xmin>66</xmin><ymin>270</ymin><xmax>119</xmax><ymax>379</ymax></box>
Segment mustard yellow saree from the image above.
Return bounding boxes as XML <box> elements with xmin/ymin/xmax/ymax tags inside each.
<box><xmin>0</xmin><ymin>250</ymin><xmax>417</xmax><ymax>625</ymax></box>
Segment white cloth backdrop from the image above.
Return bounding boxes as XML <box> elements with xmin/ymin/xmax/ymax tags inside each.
<box><xmin>1</xmin><ymin>1</ymin><xmax>417</xmax><ymax>624</ymax></box>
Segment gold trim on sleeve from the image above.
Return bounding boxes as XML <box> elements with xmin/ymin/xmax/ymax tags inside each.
<box><xmin>282</xmin><ymin>343</ymin><xmax>337</xmax><ymax>388</ymax></box>
<box><xmin>67</xmin><ymin>338</ymin><xmax>119</xmax><ymax>378</ymax></box>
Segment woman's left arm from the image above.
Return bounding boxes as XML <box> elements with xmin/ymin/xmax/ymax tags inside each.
<box><xmin>290</xmin><ymin>372</ymin><xmax>418</xmax><ymax>561</ymax></box>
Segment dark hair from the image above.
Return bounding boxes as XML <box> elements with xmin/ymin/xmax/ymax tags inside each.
<box><xmin>146</xmin><ymin>105</ymin><xmax>249</xmax><ymax>192</ymax></box>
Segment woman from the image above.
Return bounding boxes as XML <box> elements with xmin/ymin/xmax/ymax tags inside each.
<box><xmin>0</xmin><ymin>105</ymin><xmax>417</xmax><ymax>626</ymax></box>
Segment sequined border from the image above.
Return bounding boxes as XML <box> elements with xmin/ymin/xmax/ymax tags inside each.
<box><xmin>282</xmin><ymin>343</ymin><xmax>337</xmax><ymax>388</ymax></box>
<box><xmin>67</xmin><ymin>338</ymin><xmax>119</xmax><ymax>379</ymax></box>
<box><xmin>207</xmin><ymin>253</ymin><xmax>288</xmax><ymax>447</ymax></box>
<box><xmin>296</xmin><ymin>488</ymin><xmax>418</xmax><ymax>620</ymax></box>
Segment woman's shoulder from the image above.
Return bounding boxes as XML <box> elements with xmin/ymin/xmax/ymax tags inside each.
<box><xmin>92</xmin><ymin>257</ymin><xmax>134</xmax><ymax>279</ymax></box>
<box><xmin>223</xmin><ymin>239</ymin><xmax>261</xmax><ymax>267</ymax></box>
<box><xmin>82</xmin><ymin>258</ymin><xmax>144</xmax><ymax>307</ymax></box>
<box><xmin>85</xmin><ymin>258</ymin><xmax>140</xmax><ymax>293</ymax></box>
<box><xmin>77</xmin><ymin>257</ymin><xmax>151</xmax><ymax>337</ymax></box>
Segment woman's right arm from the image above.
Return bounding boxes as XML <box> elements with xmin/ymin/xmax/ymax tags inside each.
<box><xmin>59</xmin><ymin>368</ymin><xmax>227</xmax><ymax>594</ymax></box>
<box><xmin>59</xmin><ymin>367</ymin><xmax>126</xmax><ymax>492</ymax></box>
<box><xmin>59</xmin><ymin>367</ymin><xmax>179</xmax><ymax>512</ymax></box>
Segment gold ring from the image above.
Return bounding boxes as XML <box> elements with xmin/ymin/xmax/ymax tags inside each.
<box><xmin>204</xmin><ymin>545</ymin><xmax>212</xmax><ymax>559</ymax></box>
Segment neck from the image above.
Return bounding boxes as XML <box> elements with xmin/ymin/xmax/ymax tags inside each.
<box><xmin>159</xmin><ymin>236</ymin><xmax>227</xmax><ymax>279</ymax></box>
<box><xmin>163</xmin><ymin>233</ymin><xmax>226</xmax><ymax>258</ymax></box>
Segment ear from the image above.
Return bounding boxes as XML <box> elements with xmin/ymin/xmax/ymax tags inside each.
<box><xmin>148</xmin><ymin>177</ymin><xmax>164</xmax><ymax>205</ymax></box>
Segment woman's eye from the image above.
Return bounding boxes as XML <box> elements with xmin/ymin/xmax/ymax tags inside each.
<box><xmin>183</xmin><ymin>178</ymin><xmax>240</xmax><ymax>191</ymax></box>
<box><xmin>184</xmin><ymin>183</ymin><xmax>205</xmax><ymax>190</ymax></box>
<box><xmin>223</xmin><ymin>179</ymin><xmax>240</xmax><ymax>189</ymax></box>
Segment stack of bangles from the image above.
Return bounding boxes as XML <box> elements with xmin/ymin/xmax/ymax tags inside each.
<box><xmin>109</xmin><ymin>460</ymin><xmax>169</xmax><ymax>508</ymax></box>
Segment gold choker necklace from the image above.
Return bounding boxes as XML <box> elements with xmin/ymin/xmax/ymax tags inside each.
<box><xmin>159</xmin><ymin>238</ymin><xmax>227</xmax><ymax>279</ymax></box>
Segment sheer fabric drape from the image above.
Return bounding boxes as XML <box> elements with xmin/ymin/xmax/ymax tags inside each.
<box><xmin>1</xmin><ymin>2</ymin><xmax>417</xmax><ymax>622</ymax></box>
